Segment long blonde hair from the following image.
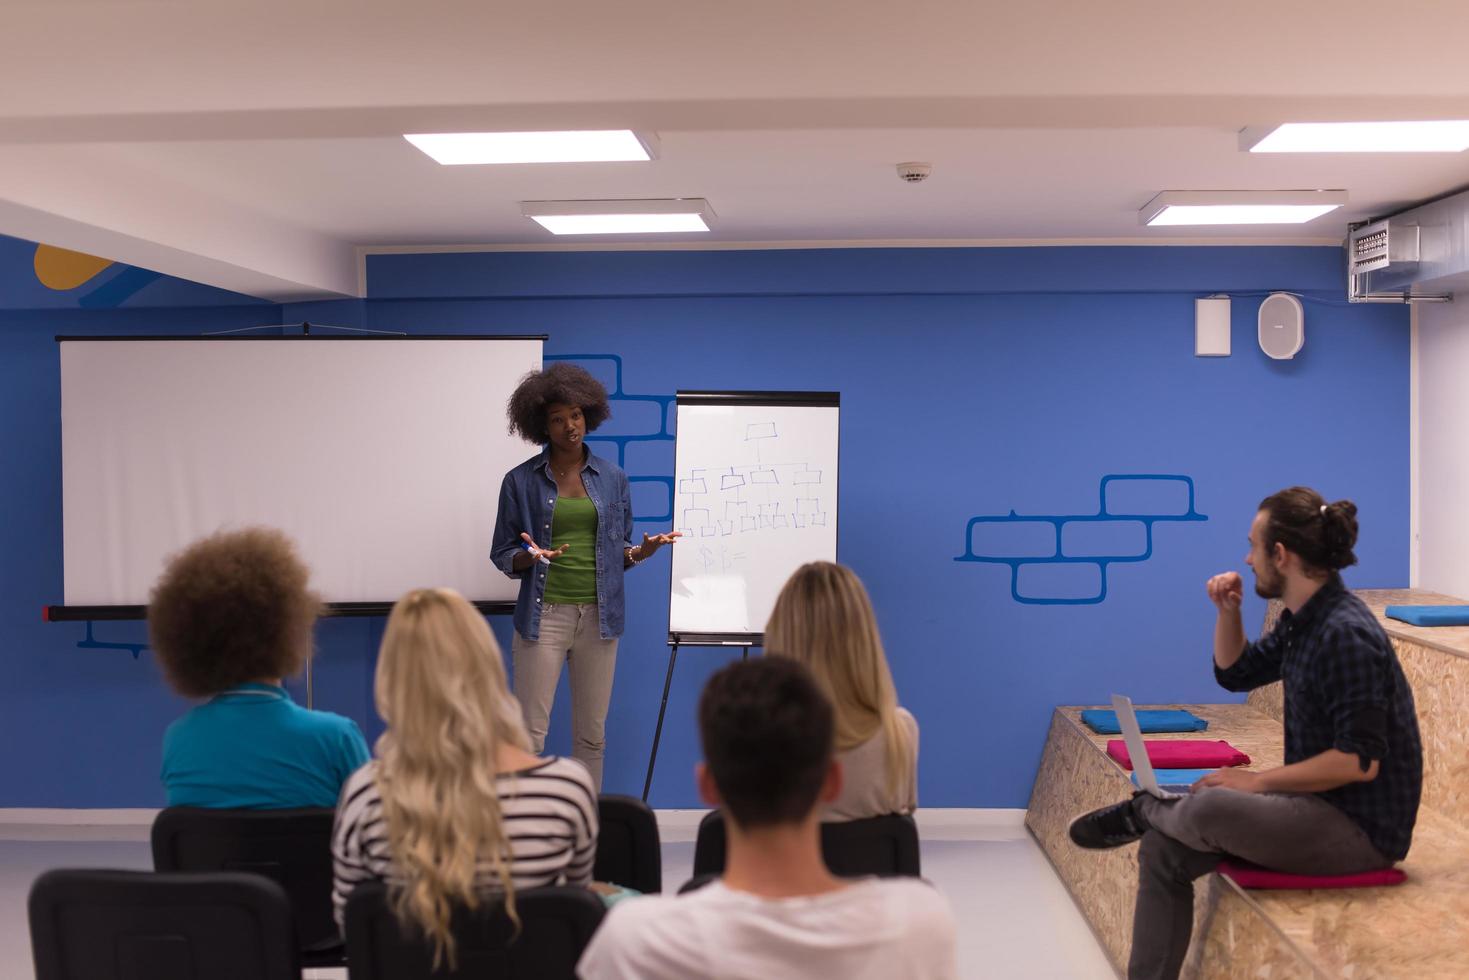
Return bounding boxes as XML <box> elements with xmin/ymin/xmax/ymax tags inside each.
<box><xmin>373</xmin><ymin>588</ymin><xmax>531</xmax><ymax>967</ymax></box>
<box><xmin>763</xmin><ymin>562</ymin><xmax>914</xmax><ymax>803</ymax></box>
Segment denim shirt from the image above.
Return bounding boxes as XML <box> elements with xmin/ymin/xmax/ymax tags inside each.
<box><xmin>491</xmin><ymin>448</ymin><xmax>636</xmax><ymax>640</ymax></box>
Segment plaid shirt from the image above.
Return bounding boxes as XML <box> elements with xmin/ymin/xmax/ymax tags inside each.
<box><xmin>1216</xmin><ymin>575</ymin><xmax>1423</xmax><ymax>861</ymax></box>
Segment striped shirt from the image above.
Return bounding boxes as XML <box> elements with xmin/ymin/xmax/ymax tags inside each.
<box><xmin>330</xmin><ymin>756</ymin><xmax>597</xmax><ymax>928</ymax></box>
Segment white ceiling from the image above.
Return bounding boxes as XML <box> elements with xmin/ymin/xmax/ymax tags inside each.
<box><xmin>4</xmin><ymin>0</ymin><xmax>1469</xmax><ymax>300</ymax></box>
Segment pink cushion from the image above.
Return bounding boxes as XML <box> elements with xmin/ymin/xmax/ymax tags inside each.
<box><xmin>1106</xmin><ymin>739</ymin><xmax>1251</xmax><ymax>770</ymax></box>
<box><xmin>1218</xmin><ymin>861</ymin><xmax>1406</xmax><ymax>889</ymax></box>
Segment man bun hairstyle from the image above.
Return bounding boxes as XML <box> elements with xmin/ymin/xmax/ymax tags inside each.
<box><xmin>505</xmin><ymin>363</ymin><xmax>611</xmax><ymax>445</ymax></box>
<box><xmin>698</xmin><ymin>656</ymin><xmax>835</xmax><ymax>829</ymax></box>
<box><xmin>1258</xmin><ymin>486</ymin><xmax>1359</xmax><ymax>573</ymax></box>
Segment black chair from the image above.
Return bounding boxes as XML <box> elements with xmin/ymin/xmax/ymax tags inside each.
<box><xmin>692</xmin><ymin>810</ymin><xmax>922</xmax><ymax>878</ymax></box>
<box><xmin>29</xmin><ymin>868</ymin><xmax>299</xmax><ymax>980</ymax></box>
<box><xmin>594</xmin><ymin>794</ymin><xmax>662</xmax><ymax>893</ymax></box>
<box><xmin>677</xmin><ymin>873</ymin><xmax>718</xmax><ymax>895</ymax></box>
<box><xmin>344</xmin><ymin>880</ymin><xmax>605</xmax><ymax>980</ymax></box>
<box><xmin>150</xmin><ymin>806</ymin><xmax>343</xmax><ymax>968</ymax></box>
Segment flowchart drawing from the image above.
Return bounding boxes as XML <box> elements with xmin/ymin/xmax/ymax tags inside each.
<box><xmin>673</xmin><ymin>415</ymin><xmax>833</xmax><ymax>545</ymax></box>
<box><xmin>954</xmin><ymin>474</ymin><xmax>1208</xmax><ymax>605</ymax></box>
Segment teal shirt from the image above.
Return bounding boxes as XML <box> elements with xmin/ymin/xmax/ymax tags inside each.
<box><xmin>161</xmin><ymin>682</ymin><xmax>371</xmax><ymax>809</ymax></box>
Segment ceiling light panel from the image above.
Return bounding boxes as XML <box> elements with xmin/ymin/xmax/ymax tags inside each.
<box><xmin>1139</xmin><ymin>191</ymin><xmax>1347</xmax><ymax>226</ymax></box>
<box><xmin>520</xmin><ymin>198</ymin><xmax>714</xmax><ymax>235</ymax></box>
<box><xmin>1242</xmin><ymin>122</ymin><xmax>1469</xmax><ymax>153</ymax></box>
<box><xmin>404</xmin><ymin>130</ymin><xmax>656</xmax><ymax>165</ymax></box>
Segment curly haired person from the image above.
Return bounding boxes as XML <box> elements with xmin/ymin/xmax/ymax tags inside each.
<box><xmin>152</xmin><ymin>527</ymin><xmax>369</xmax><ymax>809</ymax></box>
<box><xmin>490</xmin><ymin>363</ymin><xmax>680</xmax><ymax>791</ymax></box>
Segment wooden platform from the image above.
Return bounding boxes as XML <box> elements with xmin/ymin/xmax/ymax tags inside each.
<box><xmin>1026</xmin><ymin>589</ymin><xmax>1469</xmax><ymax>979</ymax></box>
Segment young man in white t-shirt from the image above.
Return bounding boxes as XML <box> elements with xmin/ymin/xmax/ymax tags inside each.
<box><xmin>578</xmin><ymin>656</ymin><xmax>956</xmax><ymax>980</ymax></box>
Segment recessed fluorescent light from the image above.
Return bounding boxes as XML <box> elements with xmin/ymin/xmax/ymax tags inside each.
<box><xmin>1241</xmin><ymin>122</ymin><xmax>1469</xmax><ymax>153</ymax></box>
<box><xmin>403</xmin><ymin>130</ymin><xmax>656</xmax><ymax>165</ymax></box>
<box><xmin>520</xmin><ymin>198</ymin><xmax>714</xmax><ymax>235</ymax></box>
<box><xmin>1139</xmin><ymin>191</ymin><xmax>1347</xmax><ymax>226</ymax></box>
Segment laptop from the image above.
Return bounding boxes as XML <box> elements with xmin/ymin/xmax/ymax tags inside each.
<box><xmin>1112</xmin><ymin>694</ymin><xmax>1192</xmax><ymax>799</ymax></box>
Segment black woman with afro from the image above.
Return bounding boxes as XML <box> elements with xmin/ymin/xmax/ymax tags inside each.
<box><xmin>490</xmin><ymin>363</ymin><xmax>680</xmax><ymax>790</ymax></box>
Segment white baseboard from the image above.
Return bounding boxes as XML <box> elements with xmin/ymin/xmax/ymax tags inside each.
<box><xmin>654</xmin><ymin>807</ymin><xmax>1030</xmax><ymax>843</ymax></box>
<box><xmin>914</xmin><ymin>808</ymin><xmax>1029</xmax><ymax>841</ymax></box>
<box><xmin>653</xmin><ymin>809</ymin><xmax>713</xmax><ymax>842</ymax></box>
<box><xmin>1</xmin><ymin>806</ymin><xmax>1031</xmax><ymax>843</ymax></box>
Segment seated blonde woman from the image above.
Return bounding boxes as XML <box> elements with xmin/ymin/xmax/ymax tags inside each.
<box><xmin>330</xmin><ymin>587</ymin><xmax>598</xmax><ymax>964</ymax></box>
<box><xmin>764</xmin><ymin>561</ymin><xmax>918</xmax><ymax>821</ymax></box>
<box><xmin>152</xmin><ymin>527</ymin><xmax>369</xmax><ymax>809</ymax></box>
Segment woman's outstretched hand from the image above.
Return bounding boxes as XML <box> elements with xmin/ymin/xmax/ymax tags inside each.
<box><xmin>637</xmin><ymin>530</ymin><xmax>682</xmax><ymax>559</ymax></box>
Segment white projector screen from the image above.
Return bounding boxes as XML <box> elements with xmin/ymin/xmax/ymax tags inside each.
<box><xmin>60</xmin><ymin>336</ymin><xmax>543</xmax><ymax>608</ymax></box>
<box><xmin>668</xmin><ymin>392</ymin><xmax>840</xmax><ymax>639</ymax></box>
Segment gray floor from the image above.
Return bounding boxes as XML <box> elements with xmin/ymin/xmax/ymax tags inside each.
<box><xmin>3</xmin><ymin>819</ymin><xmax>1115</xmax><ymax>979</ymax></box>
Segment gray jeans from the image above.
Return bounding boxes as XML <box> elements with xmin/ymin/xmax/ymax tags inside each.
<box><xmin>511</xmin><ymin>603</ymin><xmax>619</xmax><ymax>792</ymax></box>
<box><xmin>1129</xmin><ymin>788</ymin><xmax>1389</xmax><ymax>980</ymax></box>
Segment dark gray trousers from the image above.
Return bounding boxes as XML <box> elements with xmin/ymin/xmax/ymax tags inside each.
<box><xmin>1128</xmin><ymin>788</ymin><xmax>1388</xmax><ymax>980</ymax></box>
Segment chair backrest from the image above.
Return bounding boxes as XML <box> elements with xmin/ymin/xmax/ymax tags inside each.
<box><xmin>29</xmin><ymin>868</ymin><xmax>299</xmax><ymax>980</ymax></box>
<box><xmin>822</xmin><ymin>813</ymin><xmax>922</xmax><ymax>877</ymax></box>
<box><xmin>692</xmin><ymin>810</ymin><xmax>921</xmax><ymax>878</ymax></box>
<box><xmin>593</xmin><ymin>794</ymin><xmax>662</xmax><ymax>893</ymax></box>
<box><xmin>150</xmin><ymin>806</ymin><xmax>338</xmax><ymax>954</ymax></box>
<box><xmin>690</xmin><ymin>810</ymin><xmax>728</xmax><ymax>877</ymax></box>
<box><xmin>677</xmin><ymin>873</ymin><xmax>719</xmax><ymax>895</ymax></box>
<box><xmin>344</xmin><ymin>881</ymin><xmax>605</xmax><ymax>980</ymax></box>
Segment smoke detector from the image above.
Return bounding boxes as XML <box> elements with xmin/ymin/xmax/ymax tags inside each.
<box><xmin>896</xmin><ymin>162</ymin><xmax>932</xmax><ymax>183</ymax></box>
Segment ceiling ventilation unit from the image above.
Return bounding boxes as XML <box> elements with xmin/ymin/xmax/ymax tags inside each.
<box><xmin>1346</xmin><ymin>189</ymin><xmax>1469</xmax><ymax>302</ymax></box>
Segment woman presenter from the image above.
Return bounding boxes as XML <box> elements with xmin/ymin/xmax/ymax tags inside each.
<box><xmin>491</xmin><ymin>363</ymin><xmax>679</xmax><ymax>790</ymax></box>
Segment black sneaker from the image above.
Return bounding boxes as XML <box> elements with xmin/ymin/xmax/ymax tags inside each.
<box><xmin>1068</xmin><ymin>796</ymin><xmax>1147</xmax><ymax>849</ymax></box>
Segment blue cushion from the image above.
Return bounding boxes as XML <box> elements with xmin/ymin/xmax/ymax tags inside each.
<box><xmin>1080</xmin><ymin>708</ymin><xmax>1209</xmax><ymax>735</ymax></box>
<box><xmin>1132</xmin><ymin>768</ymin><xmax>1215</xmax><ymax>788</ymax></box>
<box><xmin>1385</xmin><ymin>605</ymin><xmax>1469</xmax><ymax>627</ymax></box>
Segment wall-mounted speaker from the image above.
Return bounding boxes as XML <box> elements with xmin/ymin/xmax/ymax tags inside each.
<box><xmin>1258</xmin><ymin>293</ymin><xmax>1304</xmax><ymax>360</ymax></box>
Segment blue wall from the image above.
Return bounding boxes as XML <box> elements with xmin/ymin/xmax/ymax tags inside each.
<box><xmin>0</xmin><ymin>242</ymin><xmax>1409</xmax><ymax>809</ymax></box>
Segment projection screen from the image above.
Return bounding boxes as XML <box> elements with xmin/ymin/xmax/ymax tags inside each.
<box><xmin>59</xmin><ymin>336</ymin><xmax>543</xmax><ymax>612</ymax></box>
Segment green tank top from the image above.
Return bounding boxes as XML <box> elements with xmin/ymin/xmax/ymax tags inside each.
<box><xmin>543</xmin><ymin>495</ymin><xmax>599</xmax><ymax>605</ymax></box>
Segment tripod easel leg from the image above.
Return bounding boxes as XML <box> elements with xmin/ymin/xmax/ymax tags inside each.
<box><xmin>642</xmin><ymin>643</ymin><xmax>680</xmax><ymax>803</ymax></box>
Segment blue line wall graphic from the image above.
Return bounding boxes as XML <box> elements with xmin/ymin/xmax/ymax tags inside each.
<box><xmin>75</xmin><ymin>620</ymin><xmax>149</xmax><ymax>658</ymax></box>
<box><xmin>956</xmin><ymin>475</ymin><xmax>1208</xmax><ymax>604</ymax></box>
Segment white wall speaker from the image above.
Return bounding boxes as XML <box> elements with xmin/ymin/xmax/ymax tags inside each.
<box><xmin>1258</xmin><ymin>292</ymin><xmax>1304</xmax><ymax>360</ymax></box>
<box><xmin>1195</xmin><ymin>296</ymin><xmax>1231</xmax><ymax>356</ymax></box>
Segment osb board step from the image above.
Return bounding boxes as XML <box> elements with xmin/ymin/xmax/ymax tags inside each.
<box><xmin>1028</xmin><ymin>705</ymin><xmax>1469</xmax><ymax>979</ymax></box>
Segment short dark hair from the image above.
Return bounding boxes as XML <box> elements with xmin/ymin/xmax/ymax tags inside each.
<box><xmin>698</xmin><ymin>657</ymin><xmax>834</xmax><ymax>829</ymax></box>
<box><xmin>505</xmin><ymin>363</ymin><xmax>611</xmax><ymax>445</ymax></box>
<box><xmin>148</xmin><ymin>527</ymin><xmax>322</xmax><ymax>698</ymax></box>
<box><xmin>1258</xmin><ymin>486</ymin><xmax>1359</xmax><ymax>574</ymax></box>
